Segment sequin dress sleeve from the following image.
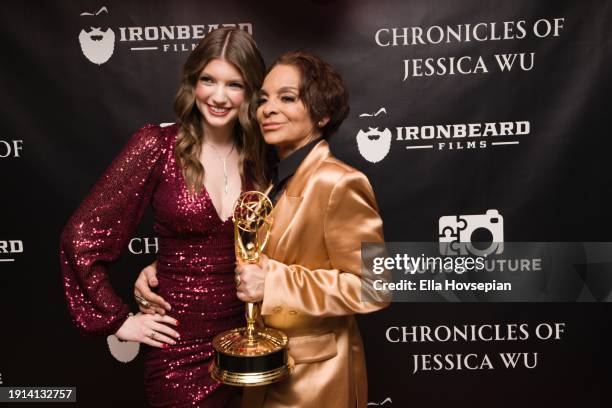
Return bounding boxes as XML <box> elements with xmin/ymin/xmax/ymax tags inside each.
<box><xmin>60</xmin><ymin>124</ymin><xmax>169</xmax><ymax>336</ymax></box>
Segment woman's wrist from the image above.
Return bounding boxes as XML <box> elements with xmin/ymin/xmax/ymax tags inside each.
<box><xmin>115</xmin><ymin>312</ymin><xmax>134</xmax><ymax>342</ymax></box>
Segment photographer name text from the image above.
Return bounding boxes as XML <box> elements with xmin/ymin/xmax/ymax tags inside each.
<box><xmin>375</xmin><ymin>278</ymin><xmax>511</xmax><ymax>293</ymax></box>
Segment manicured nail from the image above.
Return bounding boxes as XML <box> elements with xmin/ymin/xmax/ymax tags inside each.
<box><xmin>175</xmin><ymin>320</ymin><xmax>180</xmax><ymax>326</ymax></box>
<box><xmin>162</xmin><ymin>344</ymin><xmax>168</xmax><ymax>349</ymax></box>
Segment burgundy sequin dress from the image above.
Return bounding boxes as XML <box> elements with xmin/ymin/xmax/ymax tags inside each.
<box><xmin>60</xmin><ymin>124</ymin><xmax>244</xmax><ymax>407</ymax></box>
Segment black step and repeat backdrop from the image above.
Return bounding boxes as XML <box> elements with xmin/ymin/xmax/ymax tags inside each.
<box><xmin>1</xmin><ymin>0</ymin><xmax>611</xmax><ymax>406</ymax></box>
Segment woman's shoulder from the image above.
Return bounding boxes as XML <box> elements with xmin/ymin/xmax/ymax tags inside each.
<box><xmin>301</xmin><ymin>154</ymin><xmax>374</xmax><ymax>207</ymax></box>
<box><xmin>108</xmin><ymin>122</ymin><xmax>179</xmax><ymax>170</ymax></box>
<box><xmin>320</xmin><ymin>156</ymin><xmax>378</xmax><ymax>212</ymax></box>
<box><xmin>131</xmin><ymin>122</ymin><xmax>179</xmax><ymax>147</ymax></box>
<box><xmin>319</xmin><ymin>154</ymin><xmax>368</xmax><ymax>184</ymax></box>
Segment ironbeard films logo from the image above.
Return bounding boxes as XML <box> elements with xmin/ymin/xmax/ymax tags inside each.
<box><xmin>0</xmin><ymin>240</ymin><xmax>24</xmax><ymax>262</ymax></box>
<box><xmin>79</xmin><ymin>7</ymin><xmax>115</xmax><ymax>65</ymax></box>
<box><xmin>107</xmin><ymin>334</ymin><xmax>139</xmax><ymax>363</ymax></box>
<box><xmin>357</xmin><ymin>108</ymin><xmax>393</xmax><ymax>163</ymax></box>
<box><xmin>77</xmin><ymin>6</ymin><xmax>253</xmax><ymax>65</ymax></box>
<box><xmin>367</xmin><ymin>397</ymin><xmax>393</xmax><ymax>406</ymax></box>
<box><xmin>355</xmin><ymin>106</ymin><xmax>529</xmax><ymax>163</ymax></box>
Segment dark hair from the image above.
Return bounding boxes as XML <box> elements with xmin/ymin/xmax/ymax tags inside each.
<box><xmin>268</xmin><ymin>51</ymin><xmax>350</xmax><ymax>137</ymax></box>
<box><xmin>174</xmin><ymin>27</ymin><xmax>269</xmax><ymax>192</ymax></box>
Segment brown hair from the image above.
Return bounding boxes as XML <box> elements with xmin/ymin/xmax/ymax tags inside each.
<box><xmin>268</xmin><ymin>51</ymin><xmax>350</xmax><ymax>137</ymax></box>
<box><xmin>174</xmin><ymin>27</ymin><xmax>269</xmax><ymax>192</ymax></box>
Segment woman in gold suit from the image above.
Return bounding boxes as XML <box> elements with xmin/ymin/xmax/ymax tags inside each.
<box><xmin>136</xmin><ymin>51</ymin><xmax>388</xmax><ymax>407</ymax></box>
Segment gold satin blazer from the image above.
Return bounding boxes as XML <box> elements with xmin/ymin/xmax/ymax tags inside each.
<box><xmin>242</xmin><ymin>140</ymin><xmax>388</xmax><ymax>408</ymax></box>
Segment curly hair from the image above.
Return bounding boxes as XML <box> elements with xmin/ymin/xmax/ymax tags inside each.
<box><xmin>267</xmin><ymin>51</ymin><xmax>350</xmax><ymax>138</ymax></box>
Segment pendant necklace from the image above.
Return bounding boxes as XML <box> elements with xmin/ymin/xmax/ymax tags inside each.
<box><xmin>206</xmin><ymin>140</ymin><xmax>235</xmax><ymax>194</ymax></box>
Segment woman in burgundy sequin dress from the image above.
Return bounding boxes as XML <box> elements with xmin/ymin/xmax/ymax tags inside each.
<box><xmin>60</xmin><ymin>28</ymin><xmax>269</xmax><ymax>407</ymax></box>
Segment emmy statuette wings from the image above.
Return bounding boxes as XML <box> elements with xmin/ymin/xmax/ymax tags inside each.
<box><xmin>209</xmin><ymin>191</ymin><xmax>294</xmax><ymax>386</ymax></box>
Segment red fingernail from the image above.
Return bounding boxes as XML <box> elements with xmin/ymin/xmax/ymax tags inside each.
<box><xmin>162</xmin><ymin>344</ymin><xmax>168</xmax><ymax>349</ymax></box>
<box><xmin>176</xmin><ymin>320</ymin><xmax>180</xmax><ymax>326</ymax></box>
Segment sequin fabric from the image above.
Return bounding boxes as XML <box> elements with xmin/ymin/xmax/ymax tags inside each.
<box><xmin>60</xmin><ymin>124</ymin><xmax>244</xmax><ymax>407</ymax></box>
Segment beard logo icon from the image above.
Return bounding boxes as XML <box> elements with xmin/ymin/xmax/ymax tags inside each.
<box><xmin>357</xmin><ymin>127</ymin><xmax>392</xmax><ymax>163</ymax></box>
<box><xmin>78</xmin><ymin>7</ymin><xmax>115</xmax><ymax>65</ymax></box>
<box><xmin>356</xmin><ymin>107</ymin><xmax>392</xmax><ymax>163</ymax></box>
<box><xmin>367</xmin><ymin>397</ymin><xmax>392</xmax><ymax>406</ymax></box>
<box><xmin>107</xmin><ymin>334</ymin><xmax>139</xmax><ymax>363</ymax></box>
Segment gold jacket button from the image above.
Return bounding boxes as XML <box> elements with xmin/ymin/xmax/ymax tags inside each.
<box><xmin>289</xmin><ymin>310</ymin><xmax>297</xmax><ymax>315</ymax></box>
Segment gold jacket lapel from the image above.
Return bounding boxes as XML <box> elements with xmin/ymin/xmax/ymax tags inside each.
<box><xmin>267</xmin><ymin>140</ymin><xmax>331</xmax><ymax>259</ymax></box>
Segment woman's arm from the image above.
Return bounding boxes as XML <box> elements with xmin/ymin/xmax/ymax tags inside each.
<box><xmin>60</xmin><ymin>124</ymin><xmax>169</xmax><ymax>336</ymax></box>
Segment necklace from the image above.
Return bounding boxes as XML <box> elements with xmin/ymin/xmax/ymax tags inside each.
<box><xmin>205</xmin><ymin>140</ymin><xmax>235</xmax><ymax>194</ymax></box>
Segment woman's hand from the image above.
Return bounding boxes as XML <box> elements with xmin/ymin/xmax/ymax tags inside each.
<box><xmin>235</xmin><ymin>256</ymin><xmax>267</xmax><ymax>303</ymax></box>
<box><xmin>115</xmin><ymin>313</ymin><xmax>180</xmax><ymax>348</ymax></box>
<box><xmin>134</xmin><ymin>262</ymin><xmax>171</xmax><ymax>315</ymax></box>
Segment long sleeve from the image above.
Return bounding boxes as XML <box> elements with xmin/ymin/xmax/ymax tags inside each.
<box><xmin>60</xmin><ymin>124</ymin><xmax>169</xmax><ymax>336</ymax></box>
<box><xmin>261</xmin><ymin>170</ymin><xmax>389</xmax><ymax>317</ymax></box>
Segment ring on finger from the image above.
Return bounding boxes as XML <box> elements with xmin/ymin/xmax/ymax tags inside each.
<box><xmin>149</xmin><ymin>331</ymin><xmax>157</xmax><ymax>339</ymax></box>
<box><xmin>235</xmin><ymin>274</ymin><xmax>241</xmax><ymax>287</ymax></box>
<box><xmin>135</xmin><ymin>295</ymin><xmax>151</xmax><ymax>308</ymax></box>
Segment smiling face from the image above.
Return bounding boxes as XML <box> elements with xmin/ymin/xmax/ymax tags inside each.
<box><xmin>194</xmin><ymin>58</ymin><xmax>246</xmax><ymax>132</ymax></box>
<box><xmin>256</xmin><ymin>64</ymin><xmax>323</xmax><ymax>159</ymax></box>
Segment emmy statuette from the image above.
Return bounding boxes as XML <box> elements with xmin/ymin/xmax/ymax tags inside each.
<box><xmin>209</xmin><ymin>191</ymin><xmax>294</xmax><ymax>386</ymax></box>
